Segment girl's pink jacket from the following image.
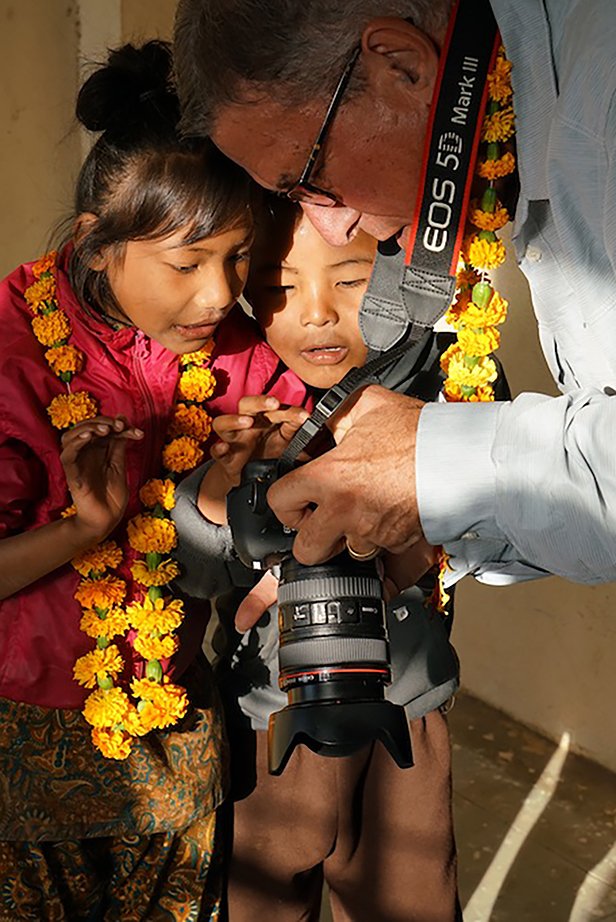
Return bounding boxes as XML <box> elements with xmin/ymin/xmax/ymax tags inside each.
<box><xmin>0</xmin><ymin>252</ymin><xmax>307</xmax><ymax>708</ymax></box>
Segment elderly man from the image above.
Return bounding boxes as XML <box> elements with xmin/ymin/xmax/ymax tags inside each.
<box><xmin>174</xmin><ymin>0</ymin><xmax>616</xmax><ymax>572</ymax></box>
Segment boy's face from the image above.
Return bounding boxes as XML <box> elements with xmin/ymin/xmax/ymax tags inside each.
<box><xmin>247</xmin><ymin>211</ymin><xmax>375</xmax><ymax>388</ymax></box>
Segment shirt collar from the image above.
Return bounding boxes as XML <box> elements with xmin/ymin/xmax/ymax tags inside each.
<box><xmin>490</xmin><ymin>0</ymin><xmax>559</xmax><ymax>202</ymax></box>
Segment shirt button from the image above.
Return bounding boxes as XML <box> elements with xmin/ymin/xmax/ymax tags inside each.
<box><xmin>525</xmin><ymin>245</ymin><xmax>542</xmax><ymax>262</ymax></box>
<box><xmin>461</xmin><ymin>530</ymin><xmax>480</xmax><ymax>540</ymax></box>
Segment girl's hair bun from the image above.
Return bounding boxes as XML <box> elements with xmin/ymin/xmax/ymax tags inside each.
<box><xmin>76</xmin><ymin>40</ymin><xmax>179</xmax><ymax>136</ymax></box>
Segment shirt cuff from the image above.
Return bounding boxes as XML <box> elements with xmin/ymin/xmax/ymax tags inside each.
<box><xmin>416</xmin><ymin>400</ymin><xmax>505</xmax><ymax>544</ymax></box>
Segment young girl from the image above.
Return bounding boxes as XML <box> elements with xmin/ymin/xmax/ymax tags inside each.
<box><xmin>0</xmin><ymin>42</ymin><xmax>306</xmax><ymax>920</ymax></box>
<box><xmin>172</xmin><ymin>199</ymin><xmax>466</xmax><ymax>922</ymax></box>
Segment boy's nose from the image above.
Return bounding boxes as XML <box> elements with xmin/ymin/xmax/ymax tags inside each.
<box><xmin>301</xmin><ymin>202</ymin><xmax>361</xmax><ymax>246</ymax></box>
<box><xmin>300</xmin><ymin>286</ymin><xmax>338</xmax><ymax>327</ymax></box>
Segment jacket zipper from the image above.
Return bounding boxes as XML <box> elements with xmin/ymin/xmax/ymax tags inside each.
<box><xmin>133</xmin><ymin>331</ymin><xmax>160</xmax><ymax>487</ymax></box>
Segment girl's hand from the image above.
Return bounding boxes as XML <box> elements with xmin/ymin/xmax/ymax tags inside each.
<box><xmin>60</xmin><ymin>415</ymin><xmax>144</xmax><ymax>542</ymax></box>
<box><xmin>211</xmin><ymin>396</ymin><xmax>309</xmax><ymax>483</ymax></box>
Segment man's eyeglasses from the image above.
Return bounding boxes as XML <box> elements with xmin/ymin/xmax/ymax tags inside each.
<box><xmin>286</xmin><ymin>45</ymin><xmax>361</xmax><ymax>206</ymax></box>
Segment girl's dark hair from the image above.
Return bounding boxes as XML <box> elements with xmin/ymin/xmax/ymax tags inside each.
<box><xmin>67</xmin><ymin>40</ymin><xmax>254</xmax><ymax>317</ymax></box>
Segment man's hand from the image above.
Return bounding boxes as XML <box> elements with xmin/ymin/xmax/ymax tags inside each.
<box><xmin>267</xmin><ymin>385</ymin><xmax>425</xmax><ymax>565</ymax></box>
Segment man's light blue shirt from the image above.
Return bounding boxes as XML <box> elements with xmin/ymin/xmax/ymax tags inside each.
<box><xmin>417</xmin><ymin>0</ymin><xmax>616</xmax><ymax>584</ymax></box>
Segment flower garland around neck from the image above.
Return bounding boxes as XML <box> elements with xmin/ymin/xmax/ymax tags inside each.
<box><xmin>431</xmin><ymin>46</ymin><xmax>515</xmax><ymax>611</ymax></box>
<box><xmin>24</xmin><ymin>254</ymin><xmax>216</xmax><ymax>760</ymax></box>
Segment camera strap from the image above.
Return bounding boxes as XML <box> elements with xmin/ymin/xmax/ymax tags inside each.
<box><xmin>280</xmin><ymin>0</ymin><xmax>499</xmax><ymax>469</ymax></box>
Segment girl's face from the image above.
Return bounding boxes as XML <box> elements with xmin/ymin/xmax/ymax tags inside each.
<box><xmin>100</xmin><ymin>222</ymin><xmax>253</xmax><ymax>354</ymax></box>
<box><xmin>247</xmin><ymin>213</ymin><xmax>375</xmax><ymax>389</ymax></box>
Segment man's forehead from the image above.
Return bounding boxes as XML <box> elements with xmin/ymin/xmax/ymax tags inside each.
<box><xmin>212</xmin><ymin>97</ymin><xmax>319</xmax><ymax>189</ymax></box>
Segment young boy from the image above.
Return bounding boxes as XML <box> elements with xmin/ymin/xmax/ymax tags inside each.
<box><xmin>173</xmin><ymin>199</ymin><xmax>467</xmax><ymax>922</ymax></box>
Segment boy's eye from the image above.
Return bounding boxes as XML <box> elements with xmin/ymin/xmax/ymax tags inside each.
<box><xmin>337</xmin><ymin>277</ymin><xmax>369</xmax><ymax>289</ymax></box>
<box><xmin>266</xmin><ymin>284</ymin><xmax>294</xmax><ymax>293</ymax></box>
<box><xmin>230</xmin><ymin>250</ymin><xmax>251</xmax><ymax>264</ymax></box>
<box><xmin>172</xmin><ymin>264</ymin><xmax>198</xmax><ymax>274</ymax></box>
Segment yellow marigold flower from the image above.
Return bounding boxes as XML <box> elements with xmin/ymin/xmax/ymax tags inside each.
<box><xmin>168</xmin><ymin>403</ymin><xmax>213</xmax><ymax>443</ymax></box>
<box><xmin>487</xmin><ymin>56</ymin><xmax>513</xmax><ymax>102</ymax></box>
<box><xmin>462</xmin><ymin>293</ymin><xmax>508</xmax><ymax>329</ymax></box>
<box><xmin>443</xmin><ymin>380</ymin><xmax>465</xmax><ymax>402</ymax></box>
<box><xmin>45</xmin><ymin>344</ymin><xmax>84</xmax><ymax>376</ymax></box>
<box><xmin>72</xmin><ymin>540</ymin><xmax>123</xmax><ymax>577</ymax></box>
<box><xmin>439</xmin><ymin>343</ymin><xmax>462</xmax><ymax>376</ymax></box>
<box><xmin>32</xmin><ymin>252</ymin><xmax>58</xmax><ymax>278</ymax></box>
<box><xmin>24</xmin><ymin>276</ymin><xmax>56</xmax><ymax>312</ymax></box>
<box><xmin>73</xmin><ymin>645</ymin><xmax>124</xmax><ymax>689</ymax></box>
<box><xmin>481</xmin><ymin>106</ymin><xmax>515</xmax><ymax>143</ymax></box>
<box><xmin>74</xmin><ymin>575</ymin><xmax>126</xmax><ymax>610</ymax></box>
<box><xmin>446</xmin><ymin>351</ymin><xmax>498</xmax><ymax>388</ymax></box>
<box><xmin>179</xmin><ymin>342</ymin><xmax>214</xmax><ymax>366</ymax></box>
<box><xmin>133</xmin><ymin>633</ymin><xmax>179</xmax><ymax>661</ymax></box>
<box><xmin>79</xmin><ymin>607</ymin><xmax>130</xmax><ymax>639</ymax></box>
<box><xmin>127</xmin><ymin>513</ymin><xmax>177</xmax><ymax>555</ymax></box>
<box><xmin>457</xmin><ymin>326</ymin><xmax>501</xmax><ymax>357</ymax></box>
<box><xmin>91</xmin><ymin>727</ymin><xmax>132</xmax><ymax>760</ymax></box>
<box><xmin>127</xmin><ymin>595</ymin><xmax>184</xmax><ymax>634</ymax></box>
<box><xmin>139</xmin><ymin>479</ymin><xmax>176</xmax><ymax>511</ymax></box>
<box><xmin>466</xmin><ymin>237</ymin><xmax>507</xmax><ymax>270</ymax></box>
<box><xmin>177</xmin><ymin>365</ymin><xmax>216</xmax><ymax>402</ymax></box>
<box><xmin>131</xmin><ymin>679</ymin><xmax>188</xmax><ymax>729</ymax></box>
<box><xmin>47</xmin><ymin>391</ymin><xmax>98</xmax><ymax>429</ymax></box>
<box><xmin>469</xmin><ymin>205</ymin><xmax>510</xmax><ymax>233</ymax></box>
<box><xmin>61</xmin><ymin>504</ymin><xmax>77</xmax><ymax>518</ymax></box>
<box><xmin>477</xmin><ymin>152</ymin><xmax>516</xmax><ymax>181</ymax></box>
<box><xmin>31</xmin><ymin>310</ymin><xmax>71</xmax><ymax>347</ymax></box>
<box><xmin>122</xmin><ymin>706</ymin><xmax>150</xmax><ymax>737</ymax></box>
<box><xmin>162</xmin><ymin>436</ymin><xmax>204</xmax><ymax>474</ymax></box>
<box><xmin>130</xmin><ymin>558</ymin><xmax>181</xmax><ymax>588</ymax></box>
<box><xmin>83</xmin><ymin>687</ymin><xmax>131</xmax><ymax>729</ymax></box>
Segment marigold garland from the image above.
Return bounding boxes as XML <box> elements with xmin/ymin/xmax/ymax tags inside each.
<box><xmin>23</xmin><ymin>252</ymin><xmax>218</xmax><ymax>759</ymax></box>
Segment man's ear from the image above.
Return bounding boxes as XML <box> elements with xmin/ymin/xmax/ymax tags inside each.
<box><xmin>74</xmin><ymin>212</ymin><xmax>109</xmax><ymax>270</ymax></box>
<box><xmin>360</xmin><ymin>17</ymin><xmax>440</xmax><ymax>106</ymax></box>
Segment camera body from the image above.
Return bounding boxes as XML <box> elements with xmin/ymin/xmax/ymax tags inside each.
<box><xmin>227</xmin><ymin>459</ymin><xmax>413</xmax><ymax>775</ymax></box>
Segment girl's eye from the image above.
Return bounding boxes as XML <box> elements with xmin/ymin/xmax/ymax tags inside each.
<box><xmin>230</xmin><ymin>250</ymin><xmax>251</xmax><ymax>264</ymax></box>
<box><xmin>172</xmin><ymin>264</ymin><xmax>198</xmax><ymax>274</ymax></box>
<box><xmin>337</xmin><ymin>278</ymin><xmax>369</xmax><ymax>289</ymax></box>
<box><xmin>266</xmin><ymin>285</ymin><xmax>294</xmax><ymax>293</ymax></box>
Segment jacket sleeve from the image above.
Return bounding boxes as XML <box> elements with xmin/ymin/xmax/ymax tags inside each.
<box><xmin>417</xmin><ymin>388</ymin><xmax>616</xmax><ymax>585</ymax></box>
<box><xmin>0</xmin><ymin>434</ymin><xmax>47</xmax><ymax>537</ymax></box>
<box><xmin>171</xmin><ymin>463</ymin><xmax>256</xmax><ymax>599</ymax></box>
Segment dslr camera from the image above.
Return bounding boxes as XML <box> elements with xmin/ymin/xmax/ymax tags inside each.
<box><xmin>227</xmin><ymin>457</ymin><xmax>413</xmax><ymax>775</ymax></box>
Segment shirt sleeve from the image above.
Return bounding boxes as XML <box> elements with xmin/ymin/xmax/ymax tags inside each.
<box><xmin>417</xmin><ymin>388</ymin><xmax>616</xmax><ymax>584</ymax></box>
<box><xmin>0</xmin><ymin>434</ymin><xmax>47</xmax><ymax>538</ymax></box>
<box><xmin>171</xmin><ymin>463</ymin><xmax>256</xmax><ymax>599</ymax></box>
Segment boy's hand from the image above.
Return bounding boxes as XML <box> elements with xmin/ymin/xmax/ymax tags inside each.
<box><xmin>212</xmin><ymin>396</ymin><xmax>309</xmax><ymax>480</ymax></box>
<box><xmin>60</xmin><ymin>415</ymin><xmax>143</xmax><ymax>542</ymax></box>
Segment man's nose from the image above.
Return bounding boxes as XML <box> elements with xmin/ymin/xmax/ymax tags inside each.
<box><xmin>301</xmin><ymin>202</ymin><xmax>361</xmax><ymax>246</ymax></box>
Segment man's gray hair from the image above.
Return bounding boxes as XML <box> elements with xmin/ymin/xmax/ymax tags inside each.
<box><xmin>174</xmin><ymin>0</ymin><xmax>450</xmax><ymax>136</ymax></box>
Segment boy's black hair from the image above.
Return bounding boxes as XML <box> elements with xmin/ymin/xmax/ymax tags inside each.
<box><xmin>66</xmin><ymin>40</ymin><xmax>254</xmax><ymax>319</ymax></box>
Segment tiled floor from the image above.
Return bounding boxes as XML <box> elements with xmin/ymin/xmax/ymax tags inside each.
<box><xmin>320</xmin><ymin>692</ymin><xmax>616</xmax><ymax>921</ymax></box>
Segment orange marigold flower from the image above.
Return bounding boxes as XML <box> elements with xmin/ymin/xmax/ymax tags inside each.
<box><xmin>91</xmin><ymin>727</ymin><xmax>132</xmax><ymax>760</ymax></box>
<box><xmin>481</xmin><ymin>106</ymin><xmax>515</xmax><ymax>143</ymax></box>
<box><xmin>79</xmin><ymin>607</ymin><xmax>130</xmax><ymax>640</ymax></box>
<box><xmin>24</xmin><ymin>276</ymin><xmax>56</xmax><ymax>312</ymax></box>
<box><xmin>31</xmin><ymin>310</ymin><xmax>71</xmax><ymax>346</ymax></box>
<box><xmin>168</xmin><ymin>403</ymin><xmax>213</xmax><ymax>443</ymax></box>
<box><xmin>179</xmin><ymin>342</ymin><xmax>214</xmax><ymax>366</ymax></box>
<box><xmin>32</xmin><ymin>252</ymin><xmax>57</xmax><ymax>278</ymax></box>
<box><xmin>127</xmin><ymin>595</ymin><xmax>184</xmax><ymax>634</ymax></box>
<box><xmin>61</xmin><ymin>504</ymin><xmax>77</xmax><ymax>518</ymax></box>
<box><xmin>72</xmin><ymin>540</ymin><xmax>123</xmax><ymax>577</ymax></box>
<box><xmin>466</xmin><ymin>237</ymin><xmax>507</xmax><ymax>270</ymax></box>
<box><xmin>133</xmin><ymin>633</ymin><xmax>179</xmax><ymax>661</ymax></box>
<box><xmin>131</xmin><ymin>679</ymin><xmax>188</xmax><ymax>729</ymax></box>
<box><xmin>439</xmin><ymin>343</ymin><xmax>462</xmax><ymax>376</ymax></box>
<box><xmin>445</xmin><ymin>293</ymin><xmax>472</xmax><ymax>329</ymax></box>
<box><xmin>73</xmin><ymin>645</ymin><xmax>124</xmax><ymax>689</ymax></box>
<box><xmin>457</xmin><ymin>326</ymin><xmax>501</xmax><ymax>357</ymax></box>
<box><xmin>443</xmin><ymin>379</ymin><xmax>495</xmax><ymax>403</ymax></box>
<box><xmin>45</xmin><ymin>344</ymin><xmax>84</xmax><ymax>376</ymax></box>
<box><xmin>127</xmin><ymin>513</ymin><xmax>177</xmax><ymax>555</ymax></box>
<box><xmin>83</xmin><ymin>687</ymin><xmax>131</xmax><ymax>729</ymax></box>
<box><xmin>477</xmin><ymin>152</ymin><xmax>516</xmax><ymax>181</ymax></box>
<box><xmin>487</xmin><ymin>56</ymin><xmax>513</xmax><ymax>102</ymax></box>
<box><xmin>47</xmin><ymin>391</ymin><xmax>98</xmax><ymax>429</ymax></box>
<box><xmin>468</xmin><ymin>205</ymin><xmax>510</xmax><ymax>233</ymax></box>
<box><xmin>456</xmin><ymin>266</ymin><xmax>482</xmax><ymax>290</ymax></box>
<box><xmin>74</xmin><ymin>575</ymin><xmax>126</xmax><ymax>610</ymax></box>
<box><xmin>139</xmin><ymin>479</ymin><xmax>176</xmax><ymax>511</ymax></box>
<box><xmin>130</xmin><ymin>558</ymin><xmax>181</xmax><ymax>588</ymax></box>
<box><xmin>177</xmin><ymin>366</ymin><xmax>216</xmax><ymax>402</ymax></box>
<box><xmin>162</xmin><ymin>436</ymin><xmax>204</xmax><ymax>474</ymax></box>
